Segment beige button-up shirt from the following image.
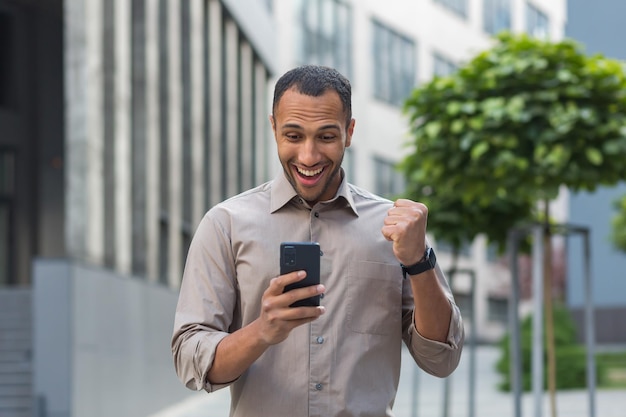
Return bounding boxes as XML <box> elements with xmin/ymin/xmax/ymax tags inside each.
<box><xmin>172</xmin><ymin>172</ymin><xmax>464</xmax><ymax>417</ymax></box>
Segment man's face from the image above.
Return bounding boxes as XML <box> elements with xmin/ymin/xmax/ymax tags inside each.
<box><xmin>271</xmin><ymin>88</ymin><xmax>354</xmax><ymax>206</ymax></box>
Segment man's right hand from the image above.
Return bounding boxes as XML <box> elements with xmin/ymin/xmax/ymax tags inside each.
<box><xmin>256</xmin><ymin>270</ymin><xmax>326</xmax><ymax>345</ymax></box>
<box><xmin>207</xmin><ymin>271</ymin><xmax>325</xmax><ymax>385</ymax></box>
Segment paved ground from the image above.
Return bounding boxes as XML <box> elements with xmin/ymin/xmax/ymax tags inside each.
<box><xmin>151</xmin><ymin>345</ymin><xmax>626</xmax><ymax>417</ymax></box>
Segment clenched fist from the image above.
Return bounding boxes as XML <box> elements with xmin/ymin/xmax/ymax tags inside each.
<box><xmin>381</xmin><ymin>199</ymin><xmax>428</xmax><ymax>266</ymax></box>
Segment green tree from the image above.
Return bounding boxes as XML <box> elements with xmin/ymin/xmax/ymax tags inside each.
<box><xmin>402</xmin><ymin>32</ymin><xmax>626</xmax><ymax>210</ymax></box>
<box><xmin>401</xmin><ymin>32</ymin><xmax>626</xmax><ymax>417</ymax></box>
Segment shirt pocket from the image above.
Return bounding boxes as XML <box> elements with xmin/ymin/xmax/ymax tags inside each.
<box><xmin>346</xmin><ymin>260</ymin><xmax>403</xmax><ymax>335</ymax></box>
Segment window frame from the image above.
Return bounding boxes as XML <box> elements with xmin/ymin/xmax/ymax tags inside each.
<box><xmin>483</xmin><ymin>0</ymin><xmax>512</xmax><ymax>35</ymax></box>
<box><xmin>371</xmin><ymin>19</ymin><xmax>417</xmax><ymax>107</ymax></box>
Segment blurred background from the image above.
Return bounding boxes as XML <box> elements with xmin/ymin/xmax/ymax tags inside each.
<box><xmin>0</xmin><ymin>0</ymin><xmax>625</xmax><ymax>416</ymax></box>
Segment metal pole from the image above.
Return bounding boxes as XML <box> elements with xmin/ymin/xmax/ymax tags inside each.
<box><xmin>444</xmin><ymin>268</ymin><xmax>476</xmax><ymax>417</ymax></box>
<box><xmin>583</xmin><ymin>230</ymin><xmax>597</xmax><ymax>417</ymax></box>
<box><xmin>442</xmin><ymin>269</ymin><xmax>455</xmax><ymax>417</ymax></box>
<box><xmin>411</xmin><ymin>364</ymin><xmax>419</xmax><ymax>417</ymax></box>
<box><xmin>442</xmin><ymin>376</ymin><xmax>451</xmax><ymax>417</ymax></box>
<box><xmin>508</xmin><ymin>229</ymin><xmax>522</xmax><ymax>417</ymax></box>
<box><xmin>532</xmin><ymin>225</ymin><xmax>544</xmax><ymax>417</ymax></box>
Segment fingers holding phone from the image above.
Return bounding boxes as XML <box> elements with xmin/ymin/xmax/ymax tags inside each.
<box><xmin>254</xmin><ymin>243</ymin><xmax>325</xmax><ymax>346</ymax></box>
<box><xmin>257</xmin><ymin>271</ymin><xmax>325</xmax><ymax>345</ymax></box>
<box><xmin>277</xmin><ymin>271</ymin><xmax>326</xmax><ymax>309</ymax></box>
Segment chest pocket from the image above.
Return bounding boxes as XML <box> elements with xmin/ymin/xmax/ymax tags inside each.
<box><xmin>346</xmin><ymin>260</ymin><xmax>403</xmax><ymax>335</ymax></box>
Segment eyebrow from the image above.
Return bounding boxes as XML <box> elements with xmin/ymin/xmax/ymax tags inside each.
<box><xmin>281</xmin><ymin>123</ymin><xmax>341</xmax><ymax>131</ymax></box>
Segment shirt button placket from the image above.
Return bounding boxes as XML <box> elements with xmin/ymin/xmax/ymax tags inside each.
<box><xmin>309</xmin><ymin>318</ymin><xmax>328</xmax><ymax>416</ymax></box>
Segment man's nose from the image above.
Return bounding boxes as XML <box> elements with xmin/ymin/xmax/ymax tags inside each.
<box><xmin>299</xmin><ymin>138</ymin><xmax>320</xmax><ymax>165</ymax></box>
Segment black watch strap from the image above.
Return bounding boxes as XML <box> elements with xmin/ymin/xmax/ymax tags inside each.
<box><xmin>401</xmin><ymin>247</ymin><xmax>436</xmax><ymax>279</ymax></box>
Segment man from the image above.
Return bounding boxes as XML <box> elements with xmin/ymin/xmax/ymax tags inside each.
<box><xmin>172</xmin><ymin>65</ymin><xmax>464</xmax><ymax>417</ymax></box>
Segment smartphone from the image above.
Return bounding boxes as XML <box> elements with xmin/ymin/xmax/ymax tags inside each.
<box><xmin>280</xmin><ymin>242</ymin><xmax>321</xmax><ymax>307</ymax></box>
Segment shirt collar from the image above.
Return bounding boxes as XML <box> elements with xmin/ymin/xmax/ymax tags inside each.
<box><xmin>270</xmin><ymin>169</ymin><xmax>359</xmax><ymax>216</ymax></box>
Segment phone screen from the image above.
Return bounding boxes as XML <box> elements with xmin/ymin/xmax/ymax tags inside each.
<box><xmin>280</xmin><ymin>242</ymin><xmax>321</xmax><ymax>307</ymax></box>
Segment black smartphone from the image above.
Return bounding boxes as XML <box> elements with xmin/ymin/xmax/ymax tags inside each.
<box><xmin>280</xmin><ymin>242</ymin><xmax>321</xmax><ymax>307</ymax></box>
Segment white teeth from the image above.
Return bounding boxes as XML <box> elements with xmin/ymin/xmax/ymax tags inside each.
<box><xmin>297</xmin><ymin>167</ymin><xmax>323</xmax><ymax>177</ymax></box>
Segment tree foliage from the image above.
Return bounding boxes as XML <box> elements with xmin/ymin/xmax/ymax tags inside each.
<box><xmin>400</xmin><ymin>32</ymin><xmax>626</xmax><ymax>251</ymax></box>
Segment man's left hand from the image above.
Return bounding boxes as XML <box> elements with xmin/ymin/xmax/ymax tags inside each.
<box><xmin>381</xmin><ymin>199</ymin><xmax>428</xmax><ymax>266</ymax></box>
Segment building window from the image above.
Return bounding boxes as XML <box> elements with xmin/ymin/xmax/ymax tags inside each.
<box><xmin>181</xmin><ymin>0</ymin><xmax>192</xmax><ymax>225</ymax></box>
<box><xmin>433</xmin><ymin>52</ymin><xmax>458</xmax><ymax>77</ymax></box>
<box><xmin>488</xmin><ymin>296</ymin><xmax>508</xmax><ymax>324</ymax></box>
<box><xmin>372</xmin><ymin>156</ymin><xmax>405</xmax><ymax>199</ymax></box>
<box><xmin>103</xmin><ymin>0</ymin><xmax>116</xmax><ymax>269</ymax></box>
<box><xmin>296</xmin><ymin>0</ymin><xmax>352</xmax><ymax>79</ymax></box>
<box><xmin>526</xmin><ymin>2</ymin><xmax>549</xmax><ymax>39</ymax></box>
<box><xmin>453</xmin><ymin>292</ymin><xmax>473</xmax><ymax>319</ymax></box>
<box><xmin>484</xmin><ymin>0</ymin><xmax>511</xmax><ymax>35</ymax></box>
<box><xmin>434</xmin><ymin>0</ymin><xmax>468</xmax><ymax>18</ymax></box>
<box><xmin>131</xmin><ymin>0</ymin><xmax>148</xmax><ymax>277</ymax></box>
<box><xmin>372</xmin><ymin>19</ymin><xmax>416</xmax><ymax>107</ymax></box>
<box><xmin>158</xmin><ymin>0</ymin><xmax>170</xmax><ymax>284</ymax></box>
<box><xmin>159</xmin><ymin>215</ymin><xmax>169</xmax><ymax>285</ymax></box>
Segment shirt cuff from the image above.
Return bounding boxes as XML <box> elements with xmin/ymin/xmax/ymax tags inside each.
<box><xmin>411</xmin><ymin>300</ymin><xmax>464</xmax><ymax>351</ymax></box>
<box><xmin>405</xmin><ymin>300</ymin><xmax>465</xmax><ymax>377</ymax></box>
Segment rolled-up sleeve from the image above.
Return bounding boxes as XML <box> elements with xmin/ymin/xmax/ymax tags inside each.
<box><xmin>403</xmin><ymin>300</ymin><xmax>464</xmax><ymax>378</ymax></box>
<box><xmin>171</xmin><ymin>209</ymin><xmax>238</xmax><ymax>392</ymax></box>
<box><xmin>401</xmin><ymin>263</ymin><xmax>465</xmax><ymax>378</ymax></box>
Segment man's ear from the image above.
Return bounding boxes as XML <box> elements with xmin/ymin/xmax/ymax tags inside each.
<box><xmin>345</xmin><ymin>118</ymin><xmax>355</xmax><ymax>148</ymax></box>
<box><xmin>269</xmin><ymin>114</ymin><xmax>275</xmax><ymax>131</ymax></box>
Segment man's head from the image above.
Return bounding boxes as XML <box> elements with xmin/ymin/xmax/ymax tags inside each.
<box><xmin>270</xmin><ymin>65</ymin><xmax>355</xmax><ymax>206</ymax></box>
<box><xmin>272</xmin><ymin>65</ymin><xmax>352</xmax><ymax>127</ymax></box>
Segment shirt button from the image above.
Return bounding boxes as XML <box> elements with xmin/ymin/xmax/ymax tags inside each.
<box><xmin>316</xmin><ymin>336</ymin><xmax>324</xmax><ymax>344</ymax></box>
<box><xmin>314</xmin><ymin>212</ymin><xmax>319</xmax><ymax>218</ymax></box>
<box><xmin>315</xmin><ymin>383</ymin><xmax>323</xmax><ymax>391</ymax></box>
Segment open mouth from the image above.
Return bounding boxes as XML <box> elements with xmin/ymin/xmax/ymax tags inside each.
<box><xmin>294</xmin><ymin>165</ymin><xmax>325</xmax><ymax>185</ymax></box>
<box><xmin>297</xmin><ymin>166</ymin><xmax>323</xmax><ymax>177</ymax></box>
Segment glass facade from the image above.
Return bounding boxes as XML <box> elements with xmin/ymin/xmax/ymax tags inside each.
<box><xmin>372</xmin><ymin>19</ymin><xmax>416</xmax><ymax>106</ymax></box>
<box><xmin>526</xmin><ymin>2</ymin><xmax>550</xmax><ymax>39</ymax></box>
<box><xmin>296</xmin><ymin>0</ymin><xmax>352</xmax><ymax>79</ymax></box>
<box><xmin>483</xmin><ymin>0</ymin><xmax>511</xmax><ymax>35</ymax></box>
<box><xmin>44</xmin><ymin>0</ymin><xmax>275</xmax><ymax>286</ymax></box>
<box><xmin>372</xmin><ymin>155</ymin><xmax>405</xmax><ymax>199</ymax></box>
<box><xmin>433</xmin><ymin>52</ymin><xmax>458</xmax><ymax>77</ymax></box>
<box><xmin>488</xmin><ymin>296</ymin><xmax>508</xmax><ymax>323</ymax></box>
<box><xmin>434</xmin><ymin>0</ymin><xmax>468</xmax><ymax>18</ymax></box>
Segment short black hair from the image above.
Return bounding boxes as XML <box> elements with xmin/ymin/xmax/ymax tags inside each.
<box><xmin>272</xmin><ymin>65</ymin><xmax>352</xmax><ymax>126</ymax></box>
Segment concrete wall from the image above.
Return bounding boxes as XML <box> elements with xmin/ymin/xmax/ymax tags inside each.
<box><xmin>33</xmin><ymin>259</ymin><xmax>192</xmax><ymax>417</ymax></box>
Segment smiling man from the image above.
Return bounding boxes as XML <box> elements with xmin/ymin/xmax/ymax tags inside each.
<box><xmin>172</xmin><ymin>65</ymin><xmax>464</xmax><ymax>417</ymax></box>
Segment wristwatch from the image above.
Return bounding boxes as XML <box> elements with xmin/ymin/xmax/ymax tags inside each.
<box><xmin>401</xmin><ymin>247</ymin><xmax>436</xmax><ymax>279</ymax></box>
